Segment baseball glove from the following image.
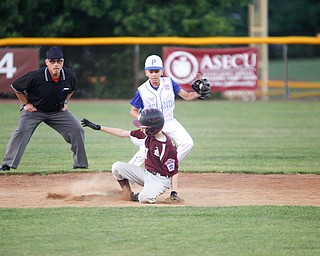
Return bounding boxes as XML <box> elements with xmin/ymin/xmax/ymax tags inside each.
<box><xmin>191</xmin><ymin>78</ymin><xmax>211</xmax><ymax>100</ymax></box>
<box><xmin>81</xmin><ymin>118</ymin><xmax>101</xmax><ymax>130</ymax></box>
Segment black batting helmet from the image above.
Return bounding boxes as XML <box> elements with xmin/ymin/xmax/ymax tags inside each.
<box><xmin>133</xmin><ymin>109</ymin><xmax>164</xmax><ymax>136</ymax></box>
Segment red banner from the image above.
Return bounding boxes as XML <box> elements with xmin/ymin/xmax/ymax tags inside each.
<box><xmin>0</xmin><ymin>48</ymin><xmax>39</xmax><ymax>94</ymax></box>
<box><xmin>163</xmin><ymin>47</ymin><xmax>258</xmax><ymax>92</ymax></box>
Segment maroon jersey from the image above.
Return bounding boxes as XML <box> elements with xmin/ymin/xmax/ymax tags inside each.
<box><xmin>130</xmin><ymin>130</ymin><xmax>178</xmax><ymax>177</ymax></box>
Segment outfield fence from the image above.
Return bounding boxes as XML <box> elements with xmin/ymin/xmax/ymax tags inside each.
<box><xmin>0</xmin><ymin>37</ymin><xmax>319</xmax><ymax>100</ymax></box>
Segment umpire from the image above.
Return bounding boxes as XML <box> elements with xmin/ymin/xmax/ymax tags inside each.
<box><xmin>0</xmin><ymin>46</ymin><xmax>88</xmax><ymax>171</ymax></box>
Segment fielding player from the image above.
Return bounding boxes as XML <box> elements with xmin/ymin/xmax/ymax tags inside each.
<box><xmin>129</xmin><ymin>54</ymin><xmax>210</xmax><ymax>166</ymax></box>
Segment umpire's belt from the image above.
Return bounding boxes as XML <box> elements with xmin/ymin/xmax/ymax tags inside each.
<box><xmin>147</xmin><ymin>169</ymin><xmax>170</xmax><ymax>178</ymax></box>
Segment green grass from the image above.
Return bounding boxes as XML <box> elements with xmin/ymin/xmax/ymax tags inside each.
<box><xmin>0</xmin><ymin>206</ymin><xmax>319</xmax><ymax>256</ymax></box>
<box><xmin>1</xmin><ymin>100</ymin><xmax>319</xmax><ymax>174</ymax></box>
<box><xmin>1</xmin><ymin>100</ymin><xmax>320</xmax><ymax>255</ymax></box>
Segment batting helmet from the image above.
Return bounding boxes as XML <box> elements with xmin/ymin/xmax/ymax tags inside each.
<box><xmin>133</xmin><ymin>109</ymin><xmax>164</xmax><ymax>136</ymax></box>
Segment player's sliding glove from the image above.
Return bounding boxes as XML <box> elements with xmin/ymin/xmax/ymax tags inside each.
<box><xmin>170</xmin><ymin>191</ymin><xmax>182</xmax><ymax>202</ymax></box>
<box><xmin>81</xmin><ymin>118</ymin><xmax>101</xmax><ymax>130</ymax></box>
<box><xmin>165</xmin><ymin>191</ymin><xmax>184</xmax><ymax>203</ymax></box>
<box><xmin>191</xmin><ymin>78</ymin><xmax>211</xmax><ymax>100</ymax></box>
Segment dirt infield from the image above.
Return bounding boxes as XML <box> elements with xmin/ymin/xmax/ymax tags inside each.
<box><xmin>0</xmin><ymin>172</ymin><xmax>319</xmax><ymax>208</ymax></box>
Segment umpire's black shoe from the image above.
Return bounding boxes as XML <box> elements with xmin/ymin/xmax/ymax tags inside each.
<box><xmin>0</xmin><ymin>164</ymin><xmax>10</xmax><ymax>171</ymax></box>
<box><xmin>73</xmin><ymin>166</ymin><xmax>88</xmax><ymax>169</ymax></box>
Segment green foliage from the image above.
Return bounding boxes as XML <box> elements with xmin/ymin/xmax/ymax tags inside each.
<box><xmin>115</xmin><ymin>0</ymin><xmax>251</xmax><ymax>36</ymax></box>
<box><xmin>1</xmin><ymin>0</ymin><xmax>318</xmax><ymax>39</ymax></box>
<box><xmin>269</xmin><ymin>0</ymin><xmax>320</xmax><ymax>36</ymax></box>
<box><xmin>0</xmin><ymin>206</ymin><xmax>319</xmax><ymax>256</ymax></box>
<box><xmin>0</xmin><ymin>0</ymin><xmax>113</xmax><ymax>37</ymax></box>
<box><xmin>0</xmin><ymin>0</ymin><xmax>251</xmax><ymax>37</ymax></box>
<box><xmin>0</xmin><ymin>101</ymin><xmax>319</xmax><ymax>174</ymax></box>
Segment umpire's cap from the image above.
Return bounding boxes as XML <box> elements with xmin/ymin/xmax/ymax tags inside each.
<box><xmin>46</xmin><ymin>46</ymin><xmax>64</xmax><ymax>59</ymax></box>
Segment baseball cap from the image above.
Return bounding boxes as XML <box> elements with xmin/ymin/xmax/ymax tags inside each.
<box><xmin>144</xmin><ymin>55</ymin><xmax>163</xmax><ymax>70</ymax></box>
<box><xmin>46</xmin><ymin>46</ymin><xmax>64</xmax><ymax>59</ymax></box>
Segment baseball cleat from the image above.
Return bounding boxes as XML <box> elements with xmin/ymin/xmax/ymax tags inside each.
<box><xmin>130</xmin><ymin>193</ymin><xmax>139</xmax><ymax>202</ymax></box>
<box><xmin>0</xmin><ymin>164</ymin><xmax>11</xmax><ymax>171</ymax></box>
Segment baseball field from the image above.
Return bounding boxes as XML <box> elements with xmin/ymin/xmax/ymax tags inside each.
<box><xmin>0</xmin><ymin>100</ymin><xmax>319</xmax><ymax>255</ymax></box>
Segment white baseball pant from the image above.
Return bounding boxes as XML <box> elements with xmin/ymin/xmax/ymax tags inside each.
<box><xmin>112</xmin><ymin>161</ymin><xmax>171</xmax><ymax>203</ymax></box>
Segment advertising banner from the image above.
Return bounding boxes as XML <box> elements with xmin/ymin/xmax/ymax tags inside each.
<box><xmin>0</xmin><ymin>48</ymin><xmax>39</xmax><ymax>94</ymax></box>
<box><xmin>163</xmin><ymin>47</ymin><xmax>258</xmax><ymax>92</ymax></box>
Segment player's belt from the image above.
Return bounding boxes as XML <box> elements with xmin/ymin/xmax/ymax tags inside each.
<box><xmin>147</xmin><ymin>169</ymin><xmax>170</xmax><ymax>178</ymax></box>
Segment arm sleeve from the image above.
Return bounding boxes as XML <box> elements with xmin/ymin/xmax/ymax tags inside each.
<box><xmin>11</xmin><ymin>72</ymin><xmax>33</xmax><ymax>93</ymax></box>
<box><xmin>130</xmin><ymin>129</ymin><xmax>146</xmax><ymax>146</ymax></box>
<box><xmin>129</xmin><ymin>90</ymin><xmax>143</xmax><ymax>109</ymax></box>
<box><xmin>130</xmin><ymin>129</ymin><xmax>146</xmax><ymax>139</ymax></box>
<box><xmin>70</xmin><ymin>70</ymin><xmax>77</xmax><ymax>91</ymax></box>
<box><xmin>171</xmin><ymin>78</ymin><xmax>182</xmax><ymax>95</ymax></box>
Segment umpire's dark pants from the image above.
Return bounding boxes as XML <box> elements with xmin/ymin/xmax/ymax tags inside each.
<box><xmin>3</xmin><ymin>109</ymin><xmax>88</xmax><ymax>169</ymax></box>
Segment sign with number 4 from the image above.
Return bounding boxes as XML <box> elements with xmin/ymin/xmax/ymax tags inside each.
<box><xmin>0</xmin><ymin>48</ymin><xmax>39</xmax><ymax>94</ymax></box>
<box><xmin>0</xmin><ymin>53</ymin><xmax>17</xmax><ymax>79</ymax></box>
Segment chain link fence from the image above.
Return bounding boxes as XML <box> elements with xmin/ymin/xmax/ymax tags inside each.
<box><xmin>1</xmin><ymin>40</ymin><xmax>320</xmax><ymax>100</ymax></box>
<box><xmin>266</xmin><ymin>44</ymin><xmax>320</xmax><ymax>100</ymax></box>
